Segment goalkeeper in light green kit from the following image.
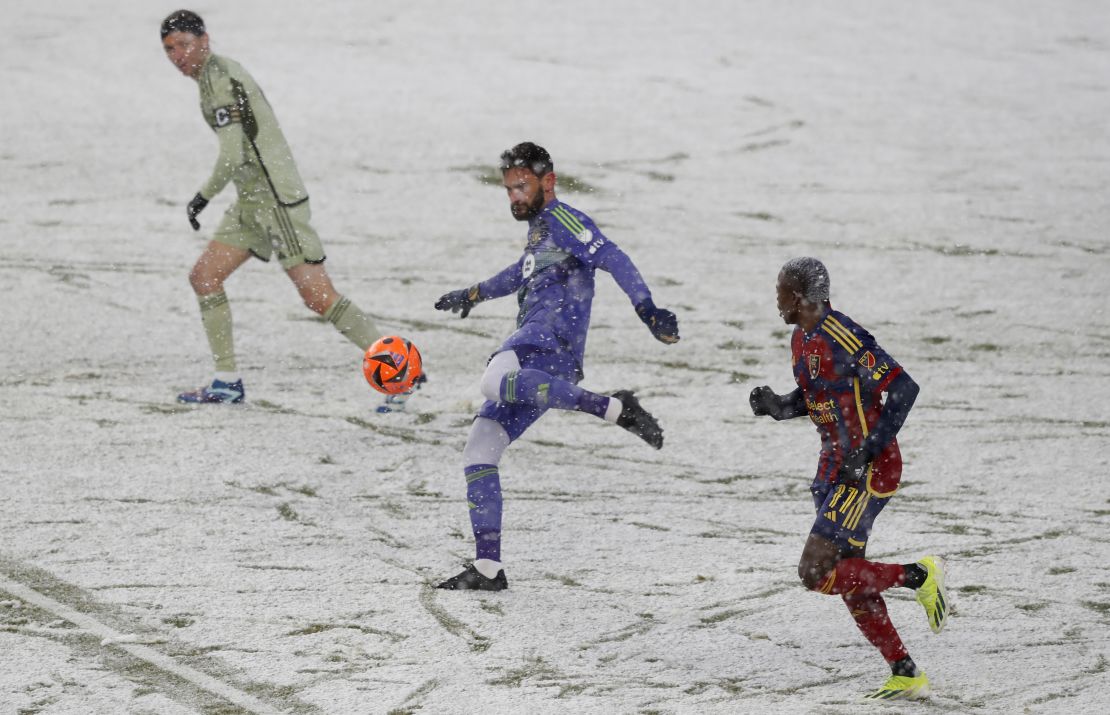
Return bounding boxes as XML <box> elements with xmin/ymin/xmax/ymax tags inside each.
<box><xmin>162</xmin><ymin>10</ymin><xmax>414</xmax><ymax>410</ymax></box>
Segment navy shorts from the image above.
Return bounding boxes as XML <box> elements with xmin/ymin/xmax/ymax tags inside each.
<box><xmin>477</xmin><ymin>346</ymin><xmax>580</xmax><ymax>442</ymax></box>
<box><xmin>809</xmin><ymin>478</ymin><xmax>892</xmax><ymax>552</ymax></box>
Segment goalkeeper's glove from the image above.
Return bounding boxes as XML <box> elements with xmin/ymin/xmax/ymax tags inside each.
<box><xmin>187</xmin><ymin>193</ymin><xmax>209</xmax><ymax>231</ymax></box>
<box><xmin>635</xmin><ymin>298</ymin><xmax>679</xmax><ymax>344</ymax></box>
<box><xmin>435</xmin><ymin>285</ymin><xmax>482</xmax><ymax>319</ymax></box>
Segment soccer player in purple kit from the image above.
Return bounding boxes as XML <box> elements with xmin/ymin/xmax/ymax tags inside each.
<box><xmin>433</xmin><ymin>142</ymin><xmax>680</xmax><ymax>591</ymax></box>
<box><xmin>749</xmin><ymin>257</ymin><xmax>949</xmax><ymax>700</ymax></box>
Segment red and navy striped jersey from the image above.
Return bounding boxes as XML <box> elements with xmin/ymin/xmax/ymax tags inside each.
<box><xmin>791</xmin><ymin>308</ymin><xmax>903</xmax><ymax>493</ymax></box>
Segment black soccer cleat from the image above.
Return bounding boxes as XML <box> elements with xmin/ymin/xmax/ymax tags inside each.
<box><xmin>436</xmin><ymin>564</ymin><xmax>508</xmax><ymax>591</ymax></box>
<box><xmin>612</xmin><ymin>390</ymin><xmax>664</xmax><ymax>450</ymax></box>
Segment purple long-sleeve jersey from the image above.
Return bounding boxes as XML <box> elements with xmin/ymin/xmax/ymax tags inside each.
<box><xmin>477</xmin><ymin>200</ymin><xmax>652</xmax><ymax>379</ymax></box>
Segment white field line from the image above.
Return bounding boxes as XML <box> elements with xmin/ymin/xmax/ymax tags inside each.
<box><xmin>0</xmin><ymin>574</ymin><xmax>283</xmax><ymax>715</ymax></box>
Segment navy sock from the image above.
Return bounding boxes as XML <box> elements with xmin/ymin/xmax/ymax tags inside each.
<box><xmin>891</xmin><ymin>656</ymin><xmax>918</xmax><ymax>677</ymax></box>
<box><xmin>466</xmin><ymin>464</ymin><xmax>502</xmax><ymax>562</ymax></box>
<box><xmin>500</xmin><ymin>368</ymin><xmax>608</xmax><ymax>418</ymax></box>
<box><xmin>902</xmin><ymin>563</ymin><xmax>927</xmax><ymax>589</ymax></box>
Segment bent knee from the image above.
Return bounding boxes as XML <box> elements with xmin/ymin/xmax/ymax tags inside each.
<box><xmin>302</xmin><ymin>296</ymin><xmax>329</xmax><ymax>315</ymax></box>
<box><xmin>479</xmin><ymin>351</ymin><xmax>520</xmax><ymax>402</ymax></box>
<box><xmin>189</xmin><ymin>268</ymin><xmax>220</xmax><ymax>295</ymax></box>
<box><xmin>798</xmin><ymin>562</ymin><xmax>833</xmax><ymax>592</ymax></box>
<box><xmin>479</xmin><ymin>371</ymin><xmax>502</xmax><ymax>402</ymax></box>
<box><xmin>300</xmin><ymin>288</ymin><xmax>336</xmax><ymax>316</ymax></box>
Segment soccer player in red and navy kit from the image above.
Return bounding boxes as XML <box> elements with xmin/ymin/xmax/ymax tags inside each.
<box><xmin>749</xmin><ymin>257</ymin><xmax>949</xmax><ymax>700</ymax></box>
<box><xmin>432</xmin><ymin>142</ymin><xmax>679</xmax><ymax>591</ymax></box>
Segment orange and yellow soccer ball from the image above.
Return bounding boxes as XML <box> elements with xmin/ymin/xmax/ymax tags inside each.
<box><xmin>362</xmin><ymin>336</ymin><xmax>423</xmax><ymax>395</ymax></box>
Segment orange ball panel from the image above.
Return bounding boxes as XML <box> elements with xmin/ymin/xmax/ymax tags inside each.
<box><xmin>362</xmin><ymin>336</ymin><xmax>423</xmax><ymax>395</ymax></box>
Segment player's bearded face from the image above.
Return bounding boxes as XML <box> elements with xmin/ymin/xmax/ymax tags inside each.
<box><xmin>513</xmin><ymin>188</ymin><xmax>545</xmax><ymax>221</ymax></box>
<box><xmin>504</xmin><ymin>168</ymin><xmax>546</xmax><ymax>221</ymax></box>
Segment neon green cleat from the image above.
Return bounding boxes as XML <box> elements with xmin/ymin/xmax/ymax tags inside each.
<box><xmin>862</xmin><ymin>672</ymin><xmax>930</xmax><ymax>701</ymax></box>
<box><xmin>915</xmin><ymin>556</ymin><xmax>949</xmax><ymax>634</ymax></box>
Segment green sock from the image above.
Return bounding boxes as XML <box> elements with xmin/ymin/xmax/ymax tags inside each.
<box><xmin>198</xmin><ymin>290</ymin><xmax>236</xmax><ymax>372</ymax></box>
<box><xmin>324</xmin><ymin>295</ymin><xmax>379</xmax><ymax>351</ymax></box>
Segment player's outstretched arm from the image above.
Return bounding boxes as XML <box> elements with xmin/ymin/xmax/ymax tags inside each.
<box><xmin>435</xmin><ymin>285</ymin><xmax>482</xmax><ymax>318</ymax></box>
<box><xmin>749</xmin><ymin>386</ymin><xmax>806</xmax><ymax>420</ymax></box>
<box><xmin>434</xmin><ymin>261</ymin><xmax>523</xmax><ymax>319</ymax></box>
<box><xmin>594</xmin><ymin>245</ymin><xmax>679</xmax><ymax>344</ymax></box>
<box><xmin>839</xmin><ymin>370</ymin><xmax>919</xmax><ymax>481</ymax></box>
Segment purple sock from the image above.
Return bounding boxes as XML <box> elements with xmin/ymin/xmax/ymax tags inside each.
<box><xmin>465</xmin><ymin>464</ymin><xmax>502</xmax><ymax>562</ymax></box>
<box><xmin>500</xmin><ymin>368</ymin><xmax>609</xmax><ymax>418</ymax></box>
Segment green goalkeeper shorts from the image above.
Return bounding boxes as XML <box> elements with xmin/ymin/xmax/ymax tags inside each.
<box><xmin>212</xmin><ymin>198</ymin><xmax>325</xmax><ymax>270</ymax></box>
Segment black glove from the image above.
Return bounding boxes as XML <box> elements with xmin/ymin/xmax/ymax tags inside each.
<box><xmin>837</xmin><ymin>445</ymin><xmax>873</xmax><ymax>486</ymax></box>
<box><xmin>635</xmin><ymin>298</ymin><xmax>679</xmax><ymax>344</ymax></box>
<box><xmin>187</xmin><ymin>193</ymin><xmax>209</xmax><ymax>231</ymax></box>
<box><xmin>435</xmin><ymin>285</ymin><xmax>481</xmax><ymax>319</ymax></box>
<box><xmin>749</xmin><ymin>386</ymin><xmax>778</xmax><ymax>417</ymax></box>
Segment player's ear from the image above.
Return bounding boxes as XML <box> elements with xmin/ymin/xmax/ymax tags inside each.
<box><xmin>542</xmin><ymin>171</ymin><xmax>557</xmax><ymax>194</ymax></box>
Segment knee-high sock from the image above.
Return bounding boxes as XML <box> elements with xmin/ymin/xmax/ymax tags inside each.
<box><xmin>843</xmin><ymin>592</ymin><xmax>909</xmax><ymax>664</ymax></box>
<box><xmin>324</xmin><ymin>295</ymin><xmax>379</xmax><ymax>351</ymax></box>
<box><xmin>501</xmin><ymin>368</ymin><xmax>609</xmax><ymax>418</ymax></box>
<box><xmin>466</xmin><ymin>464</ymin><xmax>502</xmax><ymax>562</ymax></box>
<box><xmin>198</xmin><ymin>290</ymin><xmax>235</xmax><ymax>372</ymax></box>
<box><xmin>816</xmin><ymin>558</ymin><xmax>907</xmax><ymax>596</ymax></box>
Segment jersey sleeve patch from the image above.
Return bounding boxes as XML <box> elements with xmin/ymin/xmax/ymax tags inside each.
<box><xmin>856</xmin><ymin>350</ymin><xmax>897</xmax><ymax>383</ymax></box>
<box><xmin>210</xmin><ymin>105</ymin><xmax>241</xmax><ymax>128</ymax></box>
<box><xmin>550</xmin><ymin>204</ymin><xmax>590</xmax><ymax>242</ymax></box>
<box><xmin>852</xmin><ymin>341</ymin><xmax>901</xmax><ymax>388</ymax></box>
<box><xmin>547</xmin><ymin>205</ymin><xmax>608</xmax><ymax>260</ymax></box>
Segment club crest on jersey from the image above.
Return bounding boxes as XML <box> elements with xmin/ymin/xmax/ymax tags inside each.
<box><xmin>808</xmin><ymin>353</ymin><xmax>821</xmax><ymax>379</ymax></box>
<box><xmin>213</xmin><ymin>106</ymin><xmax>232</xmax><ymax>127</ymax></box>
<box><xmin>858</xmin><ymin>351</ymin><xmax>876</xmax><ymax>370</ymax></box>
<box><xmin>528</xmin><ymin>225</ymin><xmax>544</xmax><ymax>246</ymax></box>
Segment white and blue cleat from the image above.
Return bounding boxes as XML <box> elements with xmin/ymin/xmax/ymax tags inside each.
<box><xmin>375</xmin><ymin>373</ymin><xmax>426</xmax><ymax>414</ymax></box>
<box><xmin>177</xmin><ymin>378</ymin><xmax>245</xmax><ymax>404</ymax></box>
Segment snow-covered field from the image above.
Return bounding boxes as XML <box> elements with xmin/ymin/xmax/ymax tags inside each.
<box><xmin>2</xmin><ymin>1</ymin><xmax>1108</xmax><ymax>712</ymax></box>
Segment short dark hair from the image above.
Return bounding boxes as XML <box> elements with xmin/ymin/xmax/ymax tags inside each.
<box><xmin>500</xmin><ymin>142</ymin><xmax>553</xmax><ymax>177</ymax></box>
<box><xmin>161</xmin><ymin>10</ymin><xmax>206</xmax><ymax>39</ymax></box>
<box><xmin>781</xmin><ymin>257</ymin><xmax>831</xmax><ymax>303</ymax></box>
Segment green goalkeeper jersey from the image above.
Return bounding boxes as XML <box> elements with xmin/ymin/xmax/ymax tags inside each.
<box><xmin>196</xmin><ymin>53</ymin><xmax>308</xmax><ymax>206</ymax></box>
